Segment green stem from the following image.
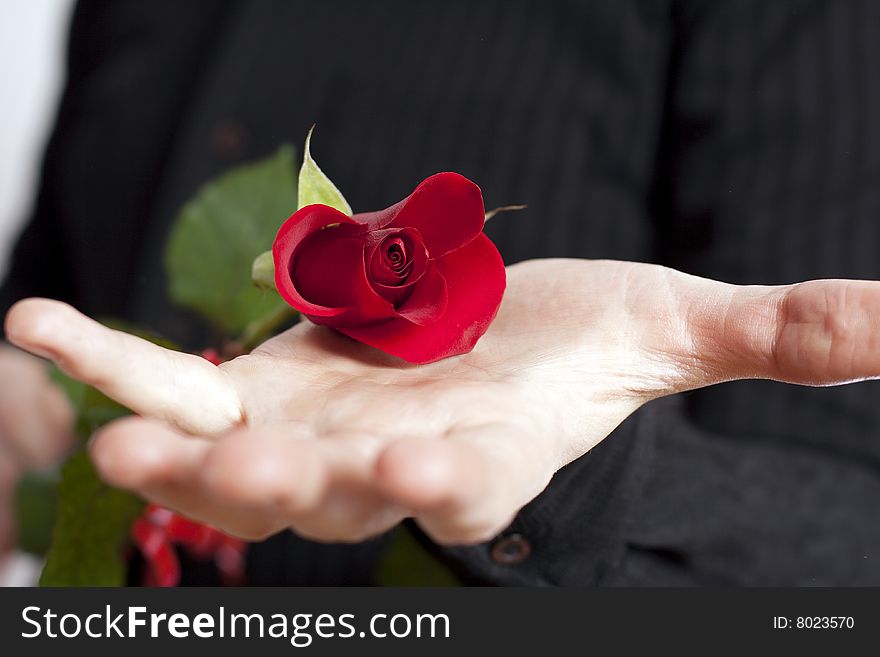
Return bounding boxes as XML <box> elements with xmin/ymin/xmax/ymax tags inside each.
<box><xmin>237</xmin><ymin>302</ymin><xmax>298</xmax><ymax>352</ymax></box>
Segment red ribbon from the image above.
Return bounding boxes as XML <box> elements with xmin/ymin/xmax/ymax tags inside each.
<box><xmin>131</xmin><ymin>504</ymin><xmax>247</xmax><ymax>587</ymax></box>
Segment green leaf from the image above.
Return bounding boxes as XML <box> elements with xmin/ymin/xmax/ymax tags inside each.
<box><xmin>38</xmin><ymin>375</ymin><xmax>133</xmax><ymax>584</ymax></box>
<box><xmin>165</xmin><ymin>145</ymin><xmax>297</xmax><ymax>335</ymax></box>
<box><xmin>50</xmin><ymin>368</ymin><xmax>129</xmax><ymax>441</ymax></box>
<box><xmin>39</xmin><ymin>451</ymin><xmax>144</xmax><ymax>587</ymax></box>
<box><xmin>298</xmin><ymin>126</ymin><xmax>352</xmax><ymax>215</ymax></box>
<box><xmin>14</xmin><ymin>473</ymin><xmax>58</xmax><ymax>556</ymax></box>
<box><xmin>374</xmin><ymin>525</ymin><xmax>460</xmax><ymax>587</ymax></box>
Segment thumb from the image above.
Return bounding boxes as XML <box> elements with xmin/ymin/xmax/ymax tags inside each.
<box><xmin>675</xmin><ymin>275</ymin><xmax>880</xmax><ymax>389</ymax></box>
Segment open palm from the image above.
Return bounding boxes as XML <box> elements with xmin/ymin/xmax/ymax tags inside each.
<box><xmin>6</xmin><ymin>258</ymin><xmax>880</xmax><ymax>544</ymax></box>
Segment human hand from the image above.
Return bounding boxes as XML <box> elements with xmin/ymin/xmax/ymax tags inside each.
<box><xmin>5</xmin><ymin>259</ymin><xmax>879</xmax><ymax>544</ymax></box>
<box><xmin>0</xmin><ymin>344</ymin><xmax>74</xmax><ymax>558</ymax></box>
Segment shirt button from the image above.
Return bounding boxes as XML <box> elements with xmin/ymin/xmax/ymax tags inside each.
<box><xmin>490</xmin><ymin>533</ymin><xmax>532</xmax><ymax>565</ymax></box>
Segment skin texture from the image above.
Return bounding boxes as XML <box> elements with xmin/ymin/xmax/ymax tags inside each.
<box><xmin>4</xmin><ymin>258</ymin><xmax>880</xmax><ymax>546</ymax></box>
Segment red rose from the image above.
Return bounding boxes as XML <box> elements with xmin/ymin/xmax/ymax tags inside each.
<box><xmin>272</xmin><ymin>172</ymin><xmax>505</xmax><ymax>363</ymax></box>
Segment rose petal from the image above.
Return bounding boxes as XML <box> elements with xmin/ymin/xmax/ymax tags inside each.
<box><xmin>337</xmin><ymin>233</ymin><xmax>505</xmax><ymax>363</ymax></box>
<box><xmin>273</xmin><ymin>204</ymin><xmax>363</xmax><ymax>317</ymax></box>
<box><xmin>393</xmin><ymin>264</ymin><xmax>448</xmax><ymax>326</ymax></box>
<box><xmin>292</xmin><ymin>234</ymin><xmax>362</xmax><ymax>308</ymax></box>
<box><xmin>292</xmin><ymin>229</ymin><xmax>396</xmax><ymax>326</ymax></box>
<box><xmin>364</xmin><ymin>227</ymin><xmax>429</xmax><ymax>302</ymax></box>
<box><xmin>389</xmin><ymin>172</ymin><xmax>485</xmax><ymax>257</ymax></box>
<box><xmin>350</xmin><ymin>198</ymin><xmax>405</xmax><ymax>230</ymax></box>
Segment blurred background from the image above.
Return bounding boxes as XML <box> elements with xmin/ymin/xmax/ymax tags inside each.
<box><xmin>0</xmin><ymin>0</ymin><xmax>72</xmax><ymax>586</ymax></box>
<box><xmin>0</xmin><ymin>0</ymin><xmax>72</xmax><ymax>277</ymax></box>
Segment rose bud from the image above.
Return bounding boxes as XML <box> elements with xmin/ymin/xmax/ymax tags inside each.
<box><xmin>272</xmin><ymin>172</ymin><xmax>505</xmax><ymax>363</ymax></box>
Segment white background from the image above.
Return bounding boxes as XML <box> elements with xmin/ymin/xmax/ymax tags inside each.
<box><xmin>0</xmin><ymin>0</ymin><xmax>73</xmax><ymax>276</ymax></box>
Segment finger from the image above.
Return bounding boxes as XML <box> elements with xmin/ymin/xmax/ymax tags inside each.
<box><xmin>0</xmin><ymin>347</ymin><xmax>74</xmax><ymax>468</ymax></box>
<box><xmin>768</xmin><ymin>280</ymin><xmax>880</xmax><ymax>384</ymax></box>
<box><xmin>201</xmin><ymin>426</ymin><xmax>406</xmax><ymax>542</ymax></box>
<box><xmin>200</xmin><ymin>423</ymin><xmax>326</xmax><ymax>516</ymax></box>
<box><xmin>95</xmin><ymin>418</ymin><xmax>402</xmax><ymax>542</ymax></box>
<box><xmin>5</xmin><ymin>298</ymin><xmax>242</xmax><ymax>435</ymax></box>
<box><xmin>90</xmin><ymin>417</ymin><xmax>212</xmax><ymax>491</ymax></box>
<box><xmin>375</xmin><ymin>423</ymin><xmax>556</xmax><ymax>545</ymax></box>
<box><xmin>0</xmin><ymin>384</ymin><xmax>74</xmax><ymax>469</ymax></box>
<box><xmin>663</xmin><ymin>272</ymin><xmax>880</xmax><ymax>389</ymax></box>
<box><xmin>90</xmin><ymin>417</ymin><xmax>281</xmax><ymax>539</ymax></box>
